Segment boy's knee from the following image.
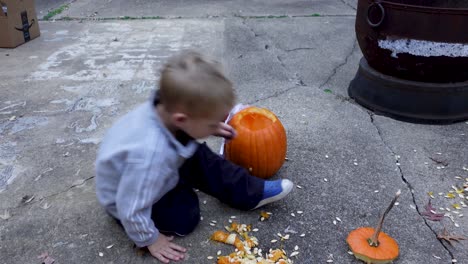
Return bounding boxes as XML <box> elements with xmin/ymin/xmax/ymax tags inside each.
<box><xmin>158</xmin><ymin>204</ymin><xmax>200</xmax><ymax>236</ymax></box>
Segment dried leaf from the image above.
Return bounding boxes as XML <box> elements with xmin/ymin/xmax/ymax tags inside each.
<box><xmin>422</xmin><ymin>200</ymin><xmax>444</xmax><ymax>221</ymax></box>
<box><xmin>37</xmin><ymin>252</ymin><xmax>55</xmax><ymax>264</ymax></box>
<box><xmin>437</xmin><ymin>228</ymin><xmax>467</xmax><ymax>246</ymax></box>
<box><xmin>259</xmin><ymin>211</ymin><xmax>271</xmax><ymax>221</ymax></box>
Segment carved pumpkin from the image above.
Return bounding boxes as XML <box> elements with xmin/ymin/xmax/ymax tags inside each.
<box><xmin>224</xmin><ymin>106</ymin><xmax>287</xmax><ymax>179</ymax></box>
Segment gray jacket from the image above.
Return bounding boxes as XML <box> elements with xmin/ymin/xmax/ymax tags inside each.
<box><xmin>95</xmin><ymin>101</ymin><xmax>198</xmax><ymax>247</ymax></box>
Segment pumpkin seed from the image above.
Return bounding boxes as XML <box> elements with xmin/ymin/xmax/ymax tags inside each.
<box><xmin>209</xmin><ymin>223</ymin><xmax>216</xmax><ymax>226</ymax></box>
<box><xmin>291</xmin><ymin>213</ymin><xmax>295</xmax><ymax>217</ymax></box>
<box><xmin>294</xmin><ymin>245</ymin><xmax>299</xmax><ymax>251</ymax></box>
<box><xmin>297</xmin><ymin>211</ymin><xmax>303</xmax><ymax>214</ymax></box>
<box><xmin>207</xmin><ymin>256</ymin><xmax>213</xmax><ymax>259</ymax></box>
<box><xmin>290</xmin><ymin>251</ymin><xmax>299</xmax><ymax>257</ymax></box>
<box><xmin>323</xmin><ymin>178</ymin><xmax>328</xmax><ymax>182</ymax></box>
<box><xmin>271</xmin><ymin>240</ymin><xmax>277</xmax><ymax>243</ymax></box>
<box><xmin>252</xmin><ymin>228</ymin><xmax>259</xmax><ymax>232</ymax></box>
<box><xmin>347</xmin><ymin>251</ymin><xmax>354</xmax><ymax>255</ymax></box>
<box><xmin>433</xmin><ymin>255</ymin><xmax>441</xmax><ymax>259</ymax></box>
<box><xmin>300</xmin><ymin>233</ymin><xmax>305</xmax><ymax>237</ymax></box>
<box><xmin>217</xmin><ymin>251</ymin><xmax>221</xmax><ymax>256</ymax></box>
<box><xmin>296</xmin><ymin>185</ymin><xmax>303</xmax><ymax>189</ymax></box>
<box><xmin>231</xmin><ymin>216</ymin><xmax>236</xmax><ymax>219</ymax></box>
<box><xmin>333</xmin><ymin>220</ymin><xmax>337</xmax><ymax>225</ymax></box>
<box><xmin>106</xmin><ymin>244</ymin><xmax>114</xmax><ymax>249</ymax></box>
<box><xmin>203</xmin><ymin>200</ymin><xmax>207</xmax><ymax>204</ymax></box>
<box><xmin>336</xmin><ymin>217</ymin><xmax>342</xmax><ymax>222</ymax></box>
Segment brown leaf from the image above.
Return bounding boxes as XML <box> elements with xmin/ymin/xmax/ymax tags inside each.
<box><xmin>421</xmin><ymin>200</ymin><xmax>444</xmax><ymax>221</ymax></box>
<box><xmin>259</xmin><ymin>211</ymin><xmax>271</xmax><ymax>221</ymax></box>
<box><xmin>437</xmin><ymin>228</ymin><xmax>467</xmax><ymax>246</ymax></box>
<box><xmin>37</xmin><ymin>252</ymin><xmax>55</xmax><ymax>264</ymax></box>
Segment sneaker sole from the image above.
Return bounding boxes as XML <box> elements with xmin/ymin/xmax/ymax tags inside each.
<box><xmin>252</xmin><ymin>179</ymin><xmax>294</xmax><ymax>210</ymax></box>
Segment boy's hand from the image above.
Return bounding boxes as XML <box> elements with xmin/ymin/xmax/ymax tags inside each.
<box><xmin>214</xmin><ymin>122</ymin><xmax>237</xmax><ymax>140</ymax></box>
<box><xmin>148</xmin><ymin>234</ymin><xmax>186</xmax><ymax>263</ymax></box>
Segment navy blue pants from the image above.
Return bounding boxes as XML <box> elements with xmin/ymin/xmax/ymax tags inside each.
<box><xmin>116</xmin><ymin>143</ymin><xmax>264</xmax><ymax>237</ymax></box>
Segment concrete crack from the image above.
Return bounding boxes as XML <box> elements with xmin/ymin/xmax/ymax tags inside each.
<box><xmin>368</xmin><ymin>113</ymin><xmax>455</xmax><ymax>260</ymax></box>
<box><xmin>247</xmin><ymin>85</ymin><xmax>299</xmax><ymax>104</ymax></box>
<box><xmin>319</xmin><ymin>40</ymin><xmax>357</xmax><ymax>89</ymax></box>
<box><xmin>241</xmin><ymin>19</ymin><xmax>260</xmax><ymax>37</ymax></box>
<box><xmin>7</xmin><ymin>176</ymin><xmax>95</xmax><ymax>212</ymax></box>
<box><xmin>240</xmin><ymin>20</ymin><xmax>307</xmax><ymax>104</ymax></box>
<box><xmin>340</xmin><ymin>0</ymin><xmax>357</xmax><ymax>11</ymax></box>
<box><xmin>284</xmin><ymin>47</ymin><xmax>315</xmax><ymax>52</ymax></box>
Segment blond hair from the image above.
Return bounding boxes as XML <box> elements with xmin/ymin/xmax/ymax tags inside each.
<box><xmin>158</xmin><ymin>50</ymin><xmax>235</xmax><ymax>118</ymax></box>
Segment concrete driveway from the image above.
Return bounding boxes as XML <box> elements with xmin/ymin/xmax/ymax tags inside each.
<box><xmin>1</xmin><ymin>0</ymin><xmax>466</xmax><ymax>263</ymax></box>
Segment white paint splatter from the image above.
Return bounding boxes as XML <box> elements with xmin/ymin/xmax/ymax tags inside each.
<box><xmin>9</xmin><ymin>116</ymin><xmax>49</xmax><ymax>135</ymax></box>
<box><xmin>29</xmin><ymin>22</ymin><xmax>190</xmax><ymax>82</ymax></box>
<box><xmin>78</xmin><ymin>138</ymin><xmax>101</xmax><ymax>144</ymax></box>
<box><xmin>378</xmin><ymin>38</ymin><xmax>468</xmax><ymax>58</ymax></box>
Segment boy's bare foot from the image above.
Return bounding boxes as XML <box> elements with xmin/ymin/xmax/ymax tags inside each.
<box><xmin>148</xmin><ymin>234</ymin><xmax>186</xmax><ymax>263</ymax></box>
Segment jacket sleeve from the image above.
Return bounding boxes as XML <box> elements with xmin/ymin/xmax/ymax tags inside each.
<box><xmin>115</xmin><ymin>161</ymin><xmax>170</xmax><ymax>247</ymax></box>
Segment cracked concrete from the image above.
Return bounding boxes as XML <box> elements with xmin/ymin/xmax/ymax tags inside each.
<box><xmin>368</xmin><ymin>113</ymin><xmax>457</xmax><ymax>260</ymax></box>
<box><xmin>1</xmin><ymin>0</ymin><xmax>467</xmax><ymax>263</ymax></box>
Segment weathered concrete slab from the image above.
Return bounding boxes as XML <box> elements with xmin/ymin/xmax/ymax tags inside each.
<box><xmin>56</xmin><ymin>0</ymin><xmax>356</xmax><ymax>19</ymax></box>
<box><xmin>35</xmin><ymin>0</ymin><xmax>70</xmax><ymax>19</ymax></box>
<box><xmin>1</xmin><ymin>1</ymin><xmax>466</xmax><ymax>263</ymax></box>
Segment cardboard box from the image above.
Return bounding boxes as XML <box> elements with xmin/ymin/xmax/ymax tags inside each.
<box><xmin>0</xmin><ymin>0</ymin><xmax>40</xmax><ymax>48</ymax></box>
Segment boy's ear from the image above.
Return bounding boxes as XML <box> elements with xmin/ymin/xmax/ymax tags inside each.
<box><xmin>171</xmin><ymin>112</ymin><xmax>188</xmax><ymax>127</ymax></box>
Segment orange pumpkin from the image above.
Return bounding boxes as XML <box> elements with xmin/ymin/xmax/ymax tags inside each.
<box><xmin>224</xmin><ymin>106</ymin><xmax>287</xmax><ymax>179</ymax></box>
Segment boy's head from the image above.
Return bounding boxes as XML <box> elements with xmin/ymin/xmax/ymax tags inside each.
<box><xmin>157</xmin><ymin>50</ymin><xmax>235</xmax><ymax>138</ymax></box>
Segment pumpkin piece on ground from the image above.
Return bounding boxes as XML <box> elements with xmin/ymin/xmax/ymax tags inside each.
<box><xmin>211</xmin><ymin>230</ymin><xmax>245</xmax><ymax>251</ymax></box>
<box><xmin>346</xmin><ymin>190</ymin><xmax>401</xmax><ymax>264</ymax></box>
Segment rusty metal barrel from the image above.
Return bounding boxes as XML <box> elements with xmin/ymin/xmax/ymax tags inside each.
<box><xmin>349</xmin><ymin>0</ymin><xmax>468</xmax><ymax>122</ymax></box>
<box><xmin>356</xmin><ymin>0</ymin><xmax>468</xmax><ymax>83</ymax></box>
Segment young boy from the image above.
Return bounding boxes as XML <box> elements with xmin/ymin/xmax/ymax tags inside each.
<box><xmin>95</xmin><ymin>50</ymin><xmax>293</xmax><ymax>263</ymax></box>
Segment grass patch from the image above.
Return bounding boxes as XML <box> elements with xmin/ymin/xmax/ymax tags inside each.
<box><xmin>324</xmin><ymin>89</ymin><xmax>333</xmax><ymax>93</ymax></box>
<box><xmin>43</xmin><ymin>3</ymin><xmax>69</xmax><ymax>20</ymax></box>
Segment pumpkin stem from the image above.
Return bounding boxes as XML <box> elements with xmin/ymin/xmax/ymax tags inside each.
<box><xmin>369</xmin><ymin>190</ymin><xmax>401</xmax><ymax>247</ymax></box>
